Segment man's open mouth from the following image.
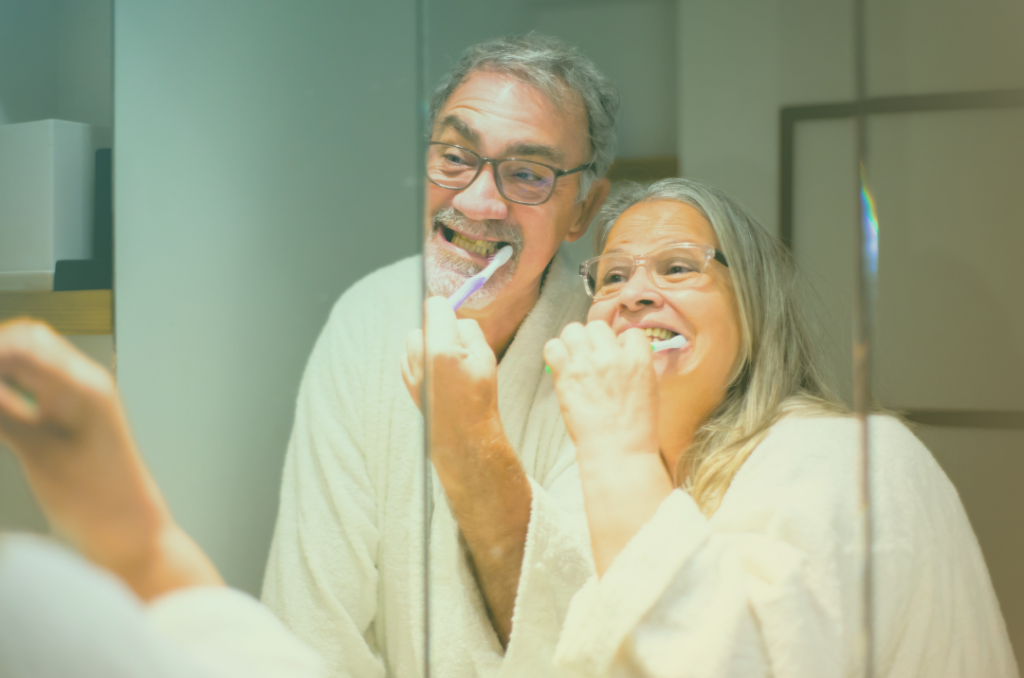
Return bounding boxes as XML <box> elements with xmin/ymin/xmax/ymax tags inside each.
<box><xmin>439</xmin><ymin>224</ymin><xmax>510</xmax><ymax>258</ymax></box>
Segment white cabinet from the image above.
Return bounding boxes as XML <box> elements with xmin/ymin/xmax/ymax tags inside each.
<box><xmin>0</xmin><ymin>120</ymin><xmax>98</xmax><ymax>289</ymax></box>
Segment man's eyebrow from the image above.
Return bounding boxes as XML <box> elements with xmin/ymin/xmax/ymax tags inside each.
<box><xmin>436</xmin><ymin>115</ymin><xmax>480</xmax><ymax>146</ymax></box>
<box><xmin>436</xmin><ymin>115</ymin><xmax>569</xmax><ymax>165</ymax></box>
<box><xmin>504</xmin><ymin>142</ymin><xmax>565</xmax><ymax>165</ymax></box>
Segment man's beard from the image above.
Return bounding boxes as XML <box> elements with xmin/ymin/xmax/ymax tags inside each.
<box><xmin>423</xmin><ymin>207</ymin><xmax>523</xmax><ymax>310</ymax></box>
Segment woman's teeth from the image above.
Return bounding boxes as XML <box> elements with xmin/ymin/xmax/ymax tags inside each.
<box><xmin>643</xmin><ymin>327</ymin><xmax>678</xmax><ymax>341</ymax></box>
<box><xmin>450</xmin><ymin>232</ymin><xmax>501</xmax><ymax>257</ymax></box>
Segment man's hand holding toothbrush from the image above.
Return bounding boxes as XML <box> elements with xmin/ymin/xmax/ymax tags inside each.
<box><xmin>400</xmin><ymin>246</ymin><xmax>530</xmax><ymax>648</ymax></box>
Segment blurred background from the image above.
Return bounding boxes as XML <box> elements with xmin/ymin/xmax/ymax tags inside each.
<box><xmin>1</xmin><ymin>0</ymin><xmax>1022</xmax><ymax>659</ymax></box>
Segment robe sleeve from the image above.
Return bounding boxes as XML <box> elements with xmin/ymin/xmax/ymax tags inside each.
<box><xmin>261</xmin><ymin>287</ymin><xmax>386</xmax><ymax>678</ymax></box>
<box><xmin>147</xmin><ymin>587</ymin><xmax>324</xmax><ymax>678</ymax></box>
<box><xmin>554</xmin><ymin>489</ymin><xmax>839</xmax><ymax>678</ymax></box>
<box><xmin>0</xmin><ymin>535</ymin><xmax>320</xmax><ymax>678</ymax></box>
<box><xmin>502</xmin><ymin>461</ymin><xmax>596</xmax><ymax>677</ymax></box>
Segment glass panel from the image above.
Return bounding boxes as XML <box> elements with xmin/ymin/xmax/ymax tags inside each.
<box><xmin>418</xmin><ymin>1</ymin><xmax>1024</xmax><ymax>677</ymax></box>
<box><xmin>2</xmin><ymin>1</ymin><xmax>430</xmax><ymax>674</ymax></box>
<box><xmin>870</xmin><ymin>105</ymin><xmax>1024</xmax><ymax>657</ymax></box>
<box><xmin>4</xmin><ymin>0</ymin><xmax>1020</xmax><ymax>676</ymax></box>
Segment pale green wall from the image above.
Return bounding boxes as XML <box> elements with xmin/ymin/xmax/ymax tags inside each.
<box><xmin>114</xmin><ymin>1</ymin><xmax>420</xmax><ymax>595</ymax></box>
<box><xmin>0</xmin><ymin>0</ymin><xmax>112</xmax><ymax>135</ymax></box>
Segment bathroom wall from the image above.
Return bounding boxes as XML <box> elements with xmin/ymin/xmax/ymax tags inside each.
<box><xmin>0</xmin><ymin>0</ymin><xmax>112</xmax><ymax>137</ymax></box>
<box><xmin>114</xmin><ymin>1</ymin><xmax>420</xmax><ymax>594</ymax></box>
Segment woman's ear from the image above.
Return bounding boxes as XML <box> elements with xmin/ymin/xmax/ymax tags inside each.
<box><xmin>565</xmin><ymin>178</ymin><xmax>611</xmax><ymax>243</ymax></box>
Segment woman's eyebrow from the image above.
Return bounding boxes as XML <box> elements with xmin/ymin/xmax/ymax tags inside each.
<box><xmin>605</xmin><ymin>239</ymin><xmax>694</xmax><ymax>254</ymax></box>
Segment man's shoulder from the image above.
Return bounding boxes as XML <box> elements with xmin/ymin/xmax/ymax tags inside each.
<box><xmin>325</xmin><ymin>254</ymin><xmax>422</xmax><ymax>326</ymax></box>
<box><xmin>338</xmin><ymin>254</ymin><xmax>422</xmax><ymax>304</ymax></box>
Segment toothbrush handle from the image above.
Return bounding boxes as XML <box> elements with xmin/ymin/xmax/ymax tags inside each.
<box><xmin>448</xmin><ymin>277</ymin><xmax>485</xmax><ymax>311</ymax></box>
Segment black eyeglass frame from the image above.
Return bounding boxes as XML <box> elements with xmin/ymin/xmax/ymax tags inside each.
<box><xmin>426</xmin><ymin>141</ymin><xmax>594</xmax><ymax>206</ymax></box>
<box><xmin>578</xmin><ymin>242</ymin><xmax>730</xmax><ymax>299</ymax></box>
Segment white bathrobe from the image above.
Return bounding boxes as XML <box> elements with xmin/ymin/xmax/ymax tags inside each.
<box><xmin>262</xmin><ymin>251</ymin><xmax>594</xmax><ymax>678</ymax></box>
<box><xmin>0</xmin><ymin>534</ymin><xmax>322</xmax><ymax>678</ymax></box>
<box><xmin>554</xmin><ymin>415</ymin><xmax>1019</xmax><ymax>678</ymax></box>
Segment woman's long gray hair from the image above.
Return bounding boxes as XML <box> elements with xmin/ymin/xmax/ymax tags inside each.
<box><xmin>592</xmin><ymin>178</ymin><xmax>846</xmax><ymax>515</ymax></box>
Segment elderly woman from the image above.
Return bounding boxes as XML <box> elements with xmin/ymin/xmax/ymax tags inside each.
<box><xmin>543</xmin><ymin>179</ymin><xmax>1017</xmax><ymax>677</ymax></box>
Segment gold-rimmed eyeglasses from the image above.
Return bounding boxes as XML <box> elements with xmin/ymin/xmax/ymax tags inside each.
<box><xmin>580</xmin><ymin>242</ymin><xmax>729</xmax><ymax>299</ymax></box>
<box><xmin>426</xmin><ymin>142</ymin><xmax>594</xmax><ymax>206</ymax></box>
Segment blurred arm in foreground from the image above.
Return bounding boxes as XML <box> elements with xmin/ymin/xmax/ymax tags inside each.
<box><xmin>0</xmin><ymin>319</ymin><xmax>322</xmax><ymax>678</ymax></box>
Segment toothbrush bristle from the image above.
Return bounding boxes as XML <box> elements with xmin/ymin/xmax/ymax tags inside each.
<box><xmin>651</xmin><ymin>335</ymin><xmax>688</xmax><ymax>352</ymax></box>
<box><xmin>490</xmin><ymin>245</ymin><xmax>513</xmax><ymax>266</ymax></box>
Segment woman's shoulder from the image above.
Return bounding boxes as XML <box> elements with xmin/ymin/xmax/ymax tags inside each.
<box><xmin>722</xmin><ymin>412</ymin><xmax>955</xmax><ymax>521</ymax></box>
<box><xmin>759</xmin><ymin>412</ymin><xmax>937</xmax><ymax>473</ymax></box>
<box><xmin>713</xmin><ymin>412</ymin><xmax>972</xmax><ymax>577</ymax></box>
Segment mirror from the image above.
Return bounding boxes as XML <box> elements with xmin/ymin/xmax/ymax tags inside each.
<box><xmin>2</xmin><ymin>1</ymin><xmax>1021</xmax><ymax>677</ymax></box>
<box><xmin>420</xmin><ymin>0</ymin><xmax>1024</xmax><ymax>676</ymax></box>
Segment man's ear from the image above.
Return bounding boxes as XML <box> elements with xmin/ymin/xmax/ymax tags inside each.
<box><xmin>564</xmin><ymin>177</ymin><xmax>611</xmax><ymax>243</ymax></box>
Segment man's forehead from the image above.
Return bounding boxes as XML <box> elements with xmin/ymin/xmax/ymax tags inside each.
<box><xmin>434</xmin><ymin>71</ymin><xmax>589</xmax><ymax>161</ymax></box>
<box><xmin>436</xmin><ymin>113</ymin><xmax>567</xmax><ymax>164</ymax></box>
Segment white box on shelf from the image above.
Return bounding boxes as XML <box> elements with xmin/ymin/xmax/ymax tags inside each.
<box><xmin>0</xmin><ymin>120</ymin><xmax>96</xmax><ymax>288</ymax></box>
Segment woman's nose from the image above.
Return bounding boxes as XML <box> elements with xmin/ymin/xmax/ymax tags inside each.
<box><xmin>617</xmin><ymin>266</ymin><xmax>664</xmax><ymax>310</ymax></box>
<box><xmin>452</xmin><ymin>165</ymin><xmax>508</xmax><ymax>222</ymax></box>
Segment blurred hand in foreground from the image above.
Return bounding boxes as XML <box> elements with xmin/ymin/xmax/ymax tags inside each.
<box><xmin>0</xmin><ymin>319</ymin><xmax>221</xmax><ymax>600</ymax></box>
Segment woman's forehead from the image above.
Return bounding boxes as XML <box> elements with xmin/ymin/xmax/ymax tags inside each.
<box><xmin>604</xmin><ymin>200</ymin><xmax>719</xmax><ymax>252</ymax></box>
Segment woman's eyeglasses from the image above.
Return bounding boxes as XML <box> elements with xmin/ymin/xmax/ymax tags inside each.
<box><xmin>580</xmin><ymin>243</ymin><xmax>729</xmax><ymax>299</ymax></box>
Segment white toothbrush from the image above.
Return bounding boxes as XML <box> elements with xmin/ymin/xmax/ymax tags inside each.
<box><xmin>448</xmin><ymin>245</ymin><xmax>513</xmax><ymax>310</ymax></box>
<box><xmin>544</xmin><ymin>333</ymin><xmax>688</xmax><ymax>373</ymax></box>
<box><xmin>651</xmin><ymin>335</ymin><xmax>688</xmax><ymax>352</ymax></box>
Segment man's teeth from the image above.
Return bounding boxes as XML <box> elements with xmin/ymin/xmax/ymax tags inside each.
<box><xmin>451</xmin><ymin>232</ymin><xmax>501</xmax><ymax>257</ymax></box>
<box><xmin>643</xmin><ymin>328</ymin><xmax>678</xmax><ymax>342</ymax></box>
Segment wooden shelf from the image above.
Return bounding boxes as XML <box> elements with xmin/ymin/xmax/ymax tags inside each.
<box><xmin>606</xmin><ymin>156</ymin><xmax>679</xmax><ymax>184</ymax></box>
<box><xmin>0</xmin><ymin>290</ymin><xmax>112</xmax><ymax>335</ymax></box>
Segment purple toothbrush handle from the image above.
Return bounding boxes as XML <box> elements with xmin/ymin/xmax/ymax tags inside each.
<box><xmin>448</xmin><ymin>277</ymin><xmax>486</xmax><ymax>310</ymax></box>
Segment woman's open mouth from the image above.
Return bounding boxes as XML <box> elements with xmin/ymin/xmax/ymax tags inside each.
<box><xmin>642</xmin><ymin>327</ymin><xmax>679</xmax><ymax>342</ymax></box>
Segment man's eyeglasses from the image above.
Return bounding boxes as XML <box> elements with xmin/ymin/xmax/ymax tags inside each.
<box><xmin>580</xmin><ymin>242</ymin><xmax>729</xmax><ymax>299</ymax></box>
<box><xmin>426</xmin><ymin>142</ymin><xmax>593</xmax><ymax>206</ymax></box>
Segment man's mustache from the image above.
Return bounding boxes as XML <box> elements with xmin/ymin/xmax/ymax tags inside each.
<box><xmin>432</xmin><ymin>207</ymin><xmax>524</xmax><ymax>252</ymax></box>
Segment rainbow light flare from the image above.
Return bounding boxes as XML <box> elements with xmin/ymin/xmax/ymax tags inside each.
<box><xmin>859</xmin><ymin>164</ymin><xmax>880</xmax><ymax>276</ymax></box>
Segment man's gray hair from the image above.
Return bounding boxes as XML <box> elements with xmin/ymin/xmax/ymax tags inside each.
<box><xmin>428</xmin><ymin>34</ymin><xmax>620</xmax><ymax>202</ymax></box>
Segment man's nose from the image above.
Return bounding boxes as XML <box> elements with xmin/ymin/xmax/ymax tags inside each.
<box><xmin>451</xmin><ymin>165</ymin><xmax>509</xmax><ymax>222</ymax></box>
<box><xmin>618</xmin><ymin>266</ymin><xmax>664</xmax><ymax>310</ymax></box>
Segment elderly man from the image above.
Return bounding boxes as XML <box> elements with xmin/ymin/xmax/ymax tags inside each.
<box><xmin>261</xmin><ymin>35</ymin><xmax>619</xmax><ymax>677</ymax></box>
